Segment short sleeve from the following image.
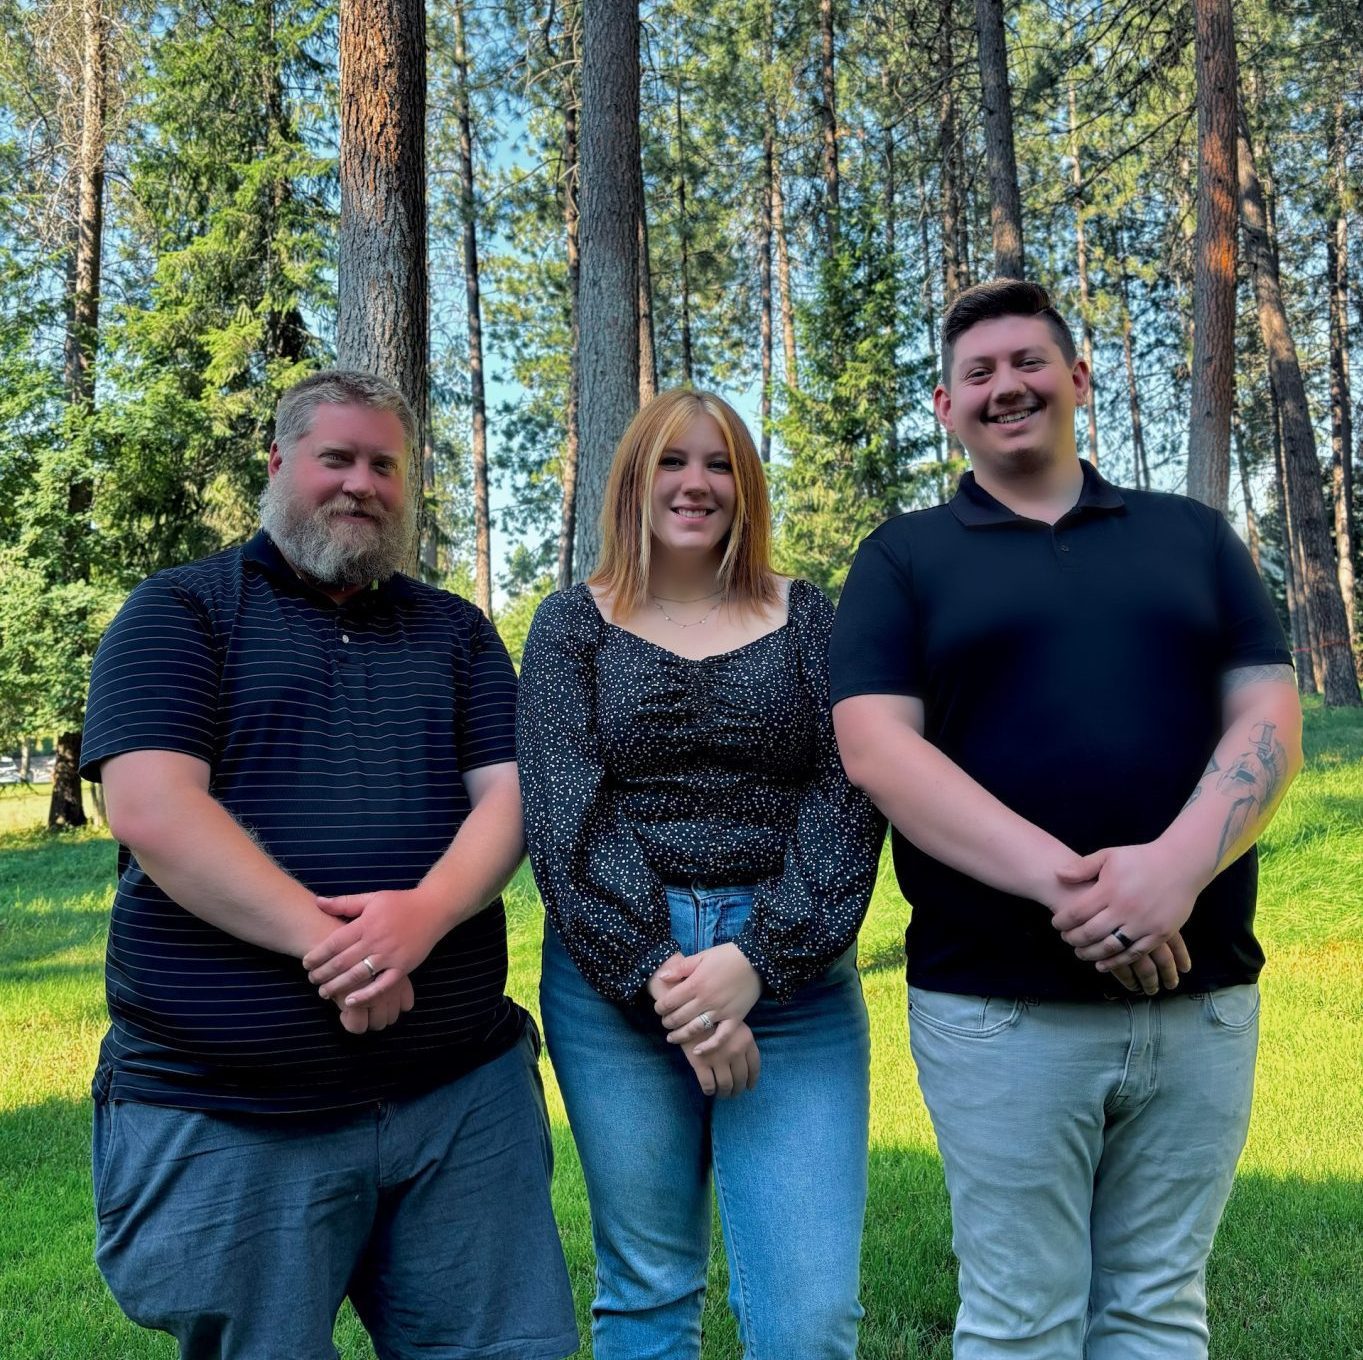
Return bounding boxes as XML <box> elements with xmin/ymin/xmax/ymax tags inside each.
<box><xmin>455</xmin><ymin>609</ymin><xmax>519</xmax><ymax>771</ymax></box>
<box><xmin>734</xmin><ymin>584</ymin><xmax>885</xmax><ymax>1001</ymax></box>
<box><xmin>516</xmin><ymin>590</ymin><xmax>677</xmax><ymax>1002</ymax></box>
<box><xmin>81</xmin><ymin>575</ymin><xmax>222</xmax><ymax>780</ymax></box>
<box><xmin>828</xmin><ymin>532</ymin><xmax>923</xmax><ymax>704</ymax></box>
<box><xmin>1213</xmin><ymin>515</ymin><xmax>1292</xmax><ymax>671</ymax></box>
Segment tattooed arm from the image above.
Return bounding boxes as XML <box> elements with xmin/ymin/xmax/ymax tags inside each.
<box><xmin>1051</xmin><ymin>664</ymin><xmax>1303</xmax><ymax>969</ymax></box>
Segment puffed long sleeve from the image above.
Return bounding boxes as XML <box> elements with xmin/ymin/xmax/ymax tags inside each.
<box><xmin>517</xmin><ymin>590</ymin><xmax>679</xmax><ymax>1002</ymax></box>
<box><xmin>733</xmin><ymin>585</ymin><xmax>885</xmax><ymax>1002</ymax></box>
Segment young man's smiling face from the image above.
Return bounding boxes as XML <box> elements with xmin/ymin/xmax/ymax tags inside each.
<box><xmin>933</xmin><ymin>313</ymin><xmax>1090</xmax><ymax>482</ymax></box>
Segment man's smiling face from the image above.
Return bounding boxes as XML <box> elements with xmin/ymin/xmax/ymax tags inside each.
<box><xmin>933</xmin><ymin>313</ymin><xmax>1090</xmax><ymax>481</ymax></box>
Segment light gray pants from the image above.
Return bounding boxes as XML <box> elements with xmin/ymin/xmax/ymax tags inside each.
<box><xmin>909</xmin><ymin>984</ymin><xmax>1259</xmax><ymax>1360</ymax></box>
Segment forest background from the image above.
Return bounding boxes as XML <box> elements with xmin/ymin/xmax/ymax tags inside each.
<box><xmin>1</xmin><ymin>0</ymin><xmax>1361</xmax><ymax>835</ymax></box>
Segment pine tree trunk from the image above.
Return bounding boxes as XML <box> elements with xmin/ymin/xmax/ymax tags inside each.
<box><xmin>1327</xmin><ymin>97</ymin><xmax>1355</xmax><ymax>650</ymax></box>
<box><xmin>337</xmin><ymin>0</ymin><xmax>429</xmax><ymax>568</ymax></box>
<box><xmin>974</xmin><ymin>0</ymin><xmax>1023</xmax><ymax>278</ymax></box>
<box><xmin>1185</xmin><ymin>0</ymin><xmax>1238</xmax><ymax>514</ymax></box>
<box><xmin>453</xmin><ymin>0</ymin><xmax>491</xmax><ymax>617</ymax></box>
<box><xmin>759</xmin><ymin>87</ymin><xmax>774</xmax><ymax>462</ymax></box>
<box><xmin>1274</xmin><ymin>387</ymin><xmax>1317</xmax><ymax>694</ymax></box>
<box><xmin>674</xmin><ymin>75</ymin><xmax>693</xmax><ymax>387</ymax></box>
<box><xmin>557</xmin><ymin>49</ymin><xmax>582</xmax><ymax>591</ymax></box>
<box><xmin>819</xmin><ymin>0</ymin><xmax>839</xmax><ymax>250</ymax></box>
<box><xmin>576</xmin><ymin>0</ymin><xmax>641</xmax><ymax>574</ymax></box>
<box><xmin>1239</xmin><ymin>109</ymin><xmax>1358</xmax><ymax>705</ymax></box>
<box><xmin>638</xmin><ymin>153</ymin><xmax>658</xmax><ymax>403</ymax></box>
<box><xmin>937</xmin><ymin>0</ymin><xmax>966</xmax><ymax>305</ymax></box>
<box><xmin>1234</xmin><ymin>417</ymin><xmax>1260</xmax><ymax>570</ymax></box>
<box><xmin>53</xmin><ymin>0</ymin><xmax>108</xmax><ymax>831</ymax></box>
<box><xmin>1115</xmin><ymin>241</ymin><xmax>1149</xmax><ymax>491</ymax></box>
<box><xmin>1067</xmin><ymin>75</ymin><xmax>1098</xmax><ymax>466</ymax></box>
<box><xmin>772</xmin><ymin>156</ymin><xmax>797</xmax><ymax>388</ymax></box>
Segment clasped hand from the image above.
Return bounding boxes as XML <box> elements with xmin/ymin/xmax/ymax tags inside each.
<box><xmin>1050</xmin><ymin>840</ymin><xmax>1203</xmax><ymax>994</ymax></box>
<box><xmin>303</xmin><ymin>888</ymin><xmax>441</xmax><ymax>1032</ymax></box>
<box><xmin>648</xmin><ymin>946</ymin><xmax>763</xmax><ymax>1097</ymax></box>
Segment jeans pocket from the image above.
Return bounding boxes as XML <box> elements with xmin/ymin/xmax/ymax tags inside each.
<box><xmin>1204</xmin><ymin>982</ymin><xmax>1260</xmax><ymax>1032</ymax></box>
<box><xmin>92</xmin><ymin>1098</ymin><xmax>122</xmax><ymax>1217</ymax></box>
<box><xmin>908</xmin><ymin>987</ymin><xmax>1022</xmax><ymax>1039</ymax></box>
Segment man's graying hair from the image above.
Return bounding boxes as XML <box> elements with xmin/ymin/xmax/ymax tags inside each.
<box><xmin>940</xmin><ymin>279</ymin><xmax>1077</xmax><ymax>381</ymax></box>
<box><xmin>273</xmin><ymin>370</ymin><xmax>418</xmax><ymax>459</ymax></box>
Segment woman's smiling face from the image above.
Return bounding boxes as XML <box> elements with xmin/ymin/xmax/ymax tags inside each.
<box><xmin>648</xmin><ymin>412</ymin><xmax>737</xmax><ymax>562</ymax></box>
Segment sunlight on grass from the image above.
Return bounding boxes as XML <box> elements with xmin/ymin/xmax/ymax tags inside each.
<box><xmin>3</xmin><ymin>705</ymin><xmax>1361</xmax><ymax>1358</ymax></box>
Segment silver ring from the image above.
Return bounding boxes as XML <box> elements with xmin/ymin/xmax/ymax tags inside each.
<box><xmin>1111</xmin><ymin>929</ymin><xmax>1135</xmax><ymax>951</ymax></box>
<box><xmin>696</xmin><ymin>1012</ymin><xmax>715</xmax><ymax>1033</ymax></box>
<box><xmin>361</xmin><ymin>956</ymin><xmax>378</xmax><ymax>980</ymax></box>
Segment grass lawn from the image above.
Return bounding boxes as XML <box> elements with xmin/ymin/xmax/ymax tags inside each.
<box><xmin>2</xmin><ymin>704</ymin><xmax>1361</xmax><ymax>1358</ymax></box>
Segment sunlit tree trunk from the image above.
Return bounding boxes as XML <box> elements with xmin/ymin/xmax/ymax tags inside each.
<box><xmin>638</xmin><ymin>151</ymin><xmax>657</xmax><ymax>403</ymax></box>
<box><xmin>555</xmin><ymin>7</ymin><xmax>582</xmax><ymax>590</ymax></box>
<box><xmin>772</xmin><ymin>155</ymin><xmax>797</xmax><ymax>388</ymax></box>
<box><xmin>1185</xmin><ymin>0</ymin><xmax>1237</xmax><ymax>514</ymax></box>
<box><xmin>1067</xmin><ymin>74</ymin><xmax>1098</xmax><ymax>466</ymax></box>
<box><xmin>818</xmin><ymin>0</ymin><xmax>839</xmax><ymax>250</ymax></box>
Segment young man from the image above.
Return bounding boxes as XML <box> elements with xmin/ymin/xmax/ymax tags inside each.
<box><xmin>82</xmin><ymin>371</ymin><xmax>577</xmax><ymax>1360</ymax></box>
<box><xmin>829</xmin><ymin>280</ymin><xmax>1302</xmax><ymax>1359</ymax></box>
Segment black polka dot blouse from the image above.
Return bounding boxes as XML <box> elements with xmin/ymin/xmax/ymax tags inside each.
<box><xmin>516</xmin><ymin>579</ymin><xmax>885</xmax><ymax>1004</ymax></box>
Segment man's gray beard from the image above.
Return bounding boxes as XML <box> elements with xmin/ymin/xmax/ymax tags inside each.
<box><xmin>259</xmin><ymin>478</ymin><xmax>414</xmax><ymax>588</ymax></box>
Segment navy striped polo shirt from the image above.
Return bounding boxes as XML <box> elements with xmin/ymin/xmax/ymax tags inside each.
<box><xmin>81</xmin><ymin>531</ymin><xmax>527</xmax><ymax>1113</ymax></box>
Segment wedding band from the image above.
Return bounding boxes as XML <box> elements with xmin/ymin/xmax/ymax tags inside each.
<box><xmin>1111</xmin><ymin>929</ymin><xmax>1135</xmax><ymax>951</ymax></box>
<box><xmin>696</xmin><ymin>1012</ymin><xmax>715</xmax><ymax>1033</ymax></box>
<box><xmin>361</xmin><ymin>956</ymin><xmax>378</xmax><ymax>980</ymax></box>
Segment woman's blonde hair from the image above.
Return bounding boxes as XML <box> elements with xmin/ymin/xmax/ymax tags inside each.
<box><xmin>588</xmin><ymin>388</ymin><xmax>779</xmax><ymax>617</ymax></box>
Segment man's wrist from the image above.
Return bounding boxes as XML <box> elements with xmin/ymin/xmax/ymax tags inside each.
<box><xmin>1153</xmin><ymin>823</ymin><xmax>1219</xmax><ymax>897</ymax></box>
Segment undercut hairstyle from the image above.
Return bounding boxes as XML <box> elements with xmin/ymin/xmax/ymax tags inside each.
<box><xmin>941</xmin><ymin>279</ymin><xmax>1077</xmax><ymax>381</ymax></box>
<box><xmin>272</xmin><ymin>370</ymin><xmax>418</xmax><ymax>461</ymax></box>
<box><xmin>589</xmin><ymin>388</ymin><xmax>780</xmax><ymax>617</ymax></box>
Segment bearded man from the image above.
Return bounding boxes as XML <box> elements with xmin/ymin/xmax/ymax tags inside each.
<box><xmin>81</xmin><ymin>371</ymin><xmax>577</xmax><ymax>1360</ymax></box>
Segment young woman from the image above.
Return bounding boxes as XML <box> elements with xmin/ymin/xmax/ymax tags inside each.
<box><xmin>517</xmin><ymin>388</ymin><xmax>883</xmax><ymax>1360</ymax></box>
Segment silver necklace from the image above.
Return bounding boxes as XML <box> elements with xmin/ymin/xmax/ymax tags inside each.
<box><xmin>650</xmin><ymin>593</ymin><xmax>723</xmax><ymax>628</ymax></box>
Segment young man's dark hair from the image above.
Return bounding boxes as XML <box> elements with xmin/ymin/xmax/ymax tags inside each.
<box><xmin>940</xmin><ymin>278</ymin><xmax>1078</xmax><ymax>378</ymax></box>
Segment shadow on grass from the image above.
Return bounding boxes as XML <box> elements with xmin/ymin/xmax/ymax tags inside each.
<box><xmin>0</xmin><ymin>905</ymin><xmax>108</xmax><ymax>972</ymax></box>
<box><xmin>859</xmin><ymin>935</ymin><xmax>909</xmax><ymax>977</ymax></box>
<box><xmin>3</xmin><ymin>1092</ymin><xmax>1360</xmax><ymax>1359</ymax></box>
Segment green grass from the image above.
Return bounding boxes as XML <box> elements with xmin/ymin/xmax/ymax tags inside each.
<box><xmin>2</xmin><ymin>709</ymin><xmax>1362</xmax><ymax>1358</ymax></box>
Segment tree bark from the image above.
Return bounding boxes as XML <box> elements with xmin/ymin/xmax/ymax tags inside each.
<box><xmin>53</xmin><ymin>0</ymin><xmax>108</xmax><ymax>831</ymax></box>
<box><xmin>674</xmin><ymin>72</ymin><xmax>694</xmax><ymax>387</ymax></box>
<box><xmin>1067</xmin><ymin>75</ymin><xmax>1098</xmax><ymax>466</ymax></box>
<box><xmin>1327</xmin><ymin>96</ymin><xmax>1355</xmax><ymax>649</ymax></box>
<box><xmin>638</xmin><ymin>152</ymin><xmax>658</xmax><ymax>403</ymax></box>
<box><xmin>1273</xmin><ymin>384</ymin><xmax>1317</xmax><ymax>694</ymax></box>
<box><xmin>1234</xmin><ymin>416</ymin><xmax>1260</xmax><ymax>570</ymax></box>
<box><xmin>1119</xmin><ymin>288</ymin><xmax>1149</xmax><ymax>490</ymax></box>
<box><xmin>556</xmin><ymin>23</ymin><xmax>582</xmax><ymax>591</ymax></box>
<box><xmin>818</xmin><ymin>0</ymin><xmax>839</xmax><ymax>250</ymax></box>
<box><xmin>772</xmin><ymin>154</ymin><xmax>797</xmax><ymax>389</ymax></box>
<box><xmin>1185</xmin><ymin>0</ymin><xmax>1238</xmax><ymax>514</ymax></box>
<box><xmin>974</xmin><ymin>0</ymin><xmax>1023</xmax><ymax>278</ymax></box>
<box><xmin>576</xmin><ymin>0</ymin><xmax>641</xmax><ymax>574</ymax></box>
<box><xmin>759</xmin><ymin>56</ymin><xmax>774</xmax><ymax>463</ymax></box>
<box><xmin>937</xmin><ymin>0</ymin><xmax>966</xmax><ymax>306</ymax></box>
<box><xmin>453</xmin><ymin>0</ymin><xmax>491</xmax><ymax>617</ymax></box>
<box><xmin>337</xmin><ymin>0</ymin><xmax>429</xmax><ymax>567</ymax></box>
<box><xmin>1238</xmin><ymin>108</ymin><xmax>1358</xmax><ymax>705</ymax></box>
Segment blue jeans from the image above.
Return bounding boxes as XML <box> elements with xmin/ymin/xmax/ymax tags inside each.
<box><xmin>541</xmin><ymin>884</ymin><xmax>871</xmax><ymax>1360</ymax></box>
<box><xmin>92</xmin><ymin>1028</ymin><xmax>578</xmax><ymax>1360</ymax></box>
<box><xmin>908</xmin><ymin>984</ymin><xmax>1260</xmax><ymax>1359</ymax></box>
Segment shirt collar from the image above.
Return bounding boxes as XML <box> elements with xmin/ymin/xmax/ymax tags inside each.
<box><xmin>948</xmin><ymin>460</ymin><xmax>1126</xmax><ymax>528</ymax></box>
<box><xmin>243</xmin><ymin>530</ymin><xmax>417</xmax><ymax>605</ymax></box>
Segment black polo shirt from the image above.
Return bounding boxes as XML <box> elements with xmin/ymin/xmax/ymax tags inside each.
<box><xmin>829</xmin><ymin>463</ymin><xmax>1291</xmax><ymax>1001</ymax></box>
<box><xmin>81</xmin><ymin>532</ymin><xmax>526</xmax><ymax>1113</ymax></box>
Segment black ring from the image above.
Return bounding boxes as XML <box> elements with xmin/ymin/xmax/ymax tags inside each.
<box><xmin>1111</xmin><ymin>928</ymin><xmax>1135</xmax><ymax>951</ymax></box>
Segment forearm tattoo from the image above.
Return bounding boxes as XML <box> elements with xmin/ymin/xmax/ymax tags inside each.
<box><xmin>1210</xmin><ymin>720</ymin><xmax>1288</xmax><ymax>865</ymax></box>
